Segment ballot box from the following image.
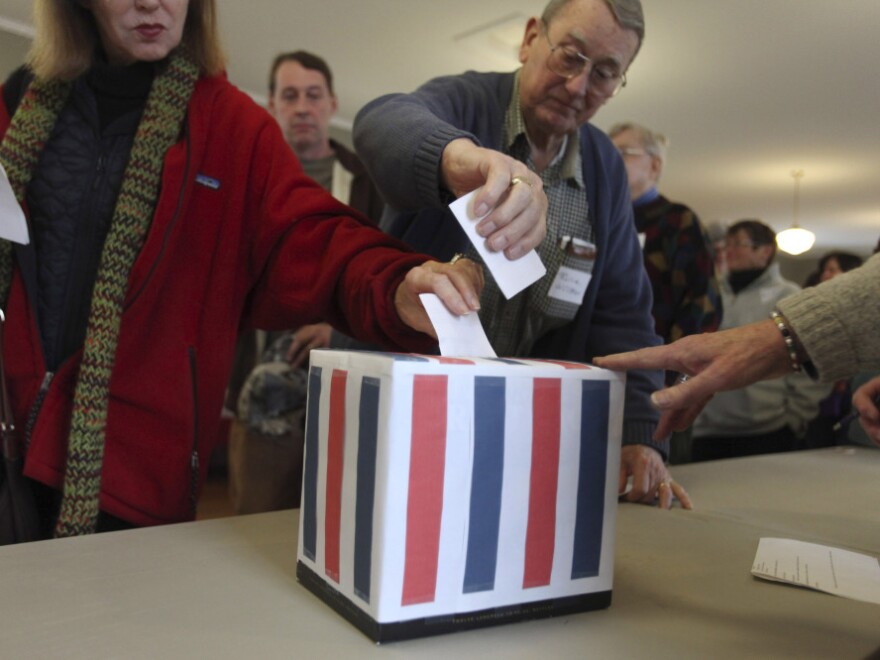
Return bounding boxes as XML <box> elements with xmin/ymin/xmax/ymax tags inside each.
<box><xmin>296</xmin><ymin>350</ymin><xmax>624</xmax><ymax>642</ymax></box>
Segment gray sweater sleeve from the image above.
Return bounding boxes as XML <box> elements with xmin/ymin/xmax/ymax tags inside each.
<box><xmin>353</xmin><ymin>72</ymin><xmax>511</xmax><ymax>212</ymax></box>
<box><xmin>776</xmin><ymin>252</ymin><xmax>880</xmax><ymax>381</ymax></box>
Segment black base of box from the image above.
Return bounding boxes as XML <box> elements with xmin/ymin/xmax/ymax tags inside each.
<box><xmin>296</xmin><ymin>560</ymin><xmax>611</xmax><ymax>643</ymax></box>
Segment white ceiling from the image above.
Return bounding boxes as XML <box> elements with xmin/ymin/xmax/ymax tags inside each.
<box><xmin>2</xmin><ymin>0</ymin><xmax>879</xmax><ymax>257</ymax></box>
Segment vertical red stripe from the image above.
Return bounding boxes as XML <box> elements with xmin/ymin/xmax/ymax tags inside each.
<box><xmin>523</xmin><ymin>378</ymin><xmax>561</xmax><ymax>589</ymax></box>
<box><xmin>432</xmin><ymin>357</ymin><xmax>475</xmax><ymax>365</ymax></box>
<box><xmin>324</xmin><ymin>369</ymin><xmax>347</xmax><ymax>583</ymax></box>
<box><xmin>401</xmin><ymin>375</ymin><xmax>448</xmax><ymax>606</ymax></box>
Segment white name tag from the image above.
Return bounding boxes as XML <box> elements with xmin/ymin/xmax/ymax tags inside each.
<box><xmin>548</xmin><ymin>265</ymin><xmax>592</xmax><ymax>305</ymax></box>
<box><xmin>637</xmin><ymin>232</ymin><xmax>647</xmax><ymax>249</ymax></box>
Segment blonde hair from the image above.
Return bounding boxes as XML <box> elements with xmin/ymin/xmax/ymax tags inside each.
<box><xmin>28</xmin><ymin>0</ymin><xmax>226</xmax><ymax>81</ymax></box>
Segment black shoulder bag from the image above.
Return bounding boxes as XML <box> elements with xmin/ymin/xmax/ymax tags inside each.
<box><xmin>0</xmin><ymin>310</ymin><xmax>41</xmax><ymax>544</ymax></box>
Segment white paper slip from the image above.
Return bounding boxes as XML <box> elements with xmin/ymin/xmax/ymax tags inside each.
<box><xmin>751</xmin><ymin>537</ymin><xmax>880</xmax><ymax>605</ymax></box>
<box><xmin>419</xmin><ymin>293</ymin><xmax>496</xmax><ymax>358</ymax></box>
<box><xmin>449</xmin><ymin>190</ymin><xmax>545</xmax><ymax>299</ymax></box>
<box><xmin>0</xmin><ymin>162</ymin><xmax>28</xmax><ymax>245</ymax></box>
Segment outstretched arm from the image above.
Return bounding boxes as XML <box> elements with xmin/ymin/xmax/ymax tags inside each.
<box><xmin>596</xmin><ymin>319</ymin><xmax>792</xmax><ymax>439</ymax></box>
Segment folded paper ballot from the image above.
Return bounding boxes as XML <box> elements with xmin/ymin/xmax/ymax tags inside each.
<box><xmin>419</xmin><ymin>293</ymin><xmax>496</xmax><ymax>358</ymax></box>
<box><xmin>450</xmin><ymin>190</ymin><xmax>545</xmax><ymax>299</ymax></box>
<box><xmin>296</xmin><ymin>350</ymin><xmax>625</xmax><ymax>642</ymax></box>
<box><xmin>752</xmin><ymin>537</ymin><xmax>880</xmax><ymax>605</ymax></box>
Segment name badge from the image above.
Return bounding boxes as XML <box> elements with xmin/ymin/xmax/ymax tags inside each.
<box><xmin>548</xmin><ymin>266</ymin><xmax>592</xmax><ymax>305</ymax></box>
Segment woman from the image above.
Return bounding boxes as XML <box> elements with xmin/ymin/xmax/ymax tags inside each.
<box><xmin>0</xmin><ymin>0</ymin><xmax>482</xmax><ymax>539</ymax></box>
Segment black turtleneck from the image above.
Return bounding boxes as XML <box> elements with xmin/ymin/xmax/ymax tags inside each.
<box><xmin>728</xmin><ymin>267</ymin><xmax>767</xmax><ymax>294</ymax></box>
<box><xmin>87</xmin><ymin>58</ymin><xmax>156</xmax><ymax>132</ymax></box>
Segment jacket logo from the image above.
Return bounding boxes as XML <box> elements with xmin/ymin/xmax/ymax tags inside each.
<box><xmin>195</xmin><ymin>173</ymin><xmax>221</xmax><ymax>190</ymax></box>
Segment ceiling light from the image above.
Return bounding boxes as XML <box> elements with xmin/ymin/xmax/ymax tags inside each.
<box><xmin>776</xmin><ymin>169</ymin><xmax>815</xmax><ymax>256</ymax></box>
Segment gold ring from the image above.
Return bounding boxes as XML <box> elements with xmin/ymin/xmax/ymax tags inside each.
<box><xmin>511</xmin><ymin>175</ymin><xmax>532</xmax><ymax>188</ymax></box>
<box><xmin>449</xmin><ymin>253</ymin><xmax>466</xmax><ymax>265</ymax></box>
<box><xmin>658</xmin><ymin>481</ymin><xmax>671</xmax><ymax>489</ymax></box>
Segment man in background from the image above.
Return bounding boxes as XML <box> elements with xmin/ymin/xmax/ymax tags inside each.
<box><xmin>608</xmin><ymin>122</ymin><xmax>720</xmax><ymax>345</ymax></box>
<box><xmin>230</xmin><ymin>51</ymin><xmax>384</xmax><ymax>513</ymax></box>
<box><xmin>691</xmin><ymin>220</ymin><xmax>829</xmax><ymax>461</ymax></box>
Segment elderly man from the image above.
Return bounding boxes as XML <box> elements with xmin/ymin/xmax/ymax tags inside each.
<box><xmin>353</xmin><ymin>0</ymin><xmax>690</xmax><ymax>508</ymax></box>
<box><xmin>608</xmin><ymin>122</ymin><xmax>721</xmax><ymax>345</ymax></box>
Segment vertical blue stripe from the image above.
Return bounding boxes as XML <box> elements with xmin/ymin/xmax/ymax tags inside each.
<box><xmin>302</xmin><ymin>366</ymin><xmax>323</xmax><ymax>561</ymax></box>
<box><xmin>353</xmin><ymin>377</ymin><xmax>380</xmax><ymax>603</ymax></box>
<box><xmin>374</xmin><ymin>352</ymin><xmax>431</xmax><ymax>363</ymax></box>
<box><xmin>487</xmin><ymin>358</ymin><xmax>529</xmax><ymax>367</ymax></box>
<box><xmin>571</xmin><ymin>381</ymin><xmax>609</xmax><ymax>579</ymax></box>
<box><xmin>463</xmin><ymin>376</ymin><xmax>506</xmax><ymax>593</ymax></box>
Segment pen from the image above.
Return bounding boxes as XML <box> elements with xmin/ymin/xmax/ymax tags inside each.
<box><xmin>832</xmin><ymin>394</ymin><xmax>880</xmax><ymax>433</ymax></box>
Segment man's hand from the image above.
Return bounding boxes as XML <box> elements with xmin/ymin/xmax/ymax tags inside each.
<box><xmin>596</xmin><ymin>319</ymin><xmax>793</xmax><ymax>439</ymax></box>
<box><xmin>286</xmin><ymin>323</ymin><xmax>333</xmax><ymax>369</ymax></box>
<box><xmin>394</xmin><ymin>257</ymin><xmax>484</xmax><ymax>338</ymax></box>
<box><xmin>853</xmin><ymin>375</ymin><xmax>880</xmax><ymax>445</ymax></box>
<box><xmin>619</xmin><ymin>445</ymin><xmax>693</xmax><ymax>510</ymax></box>
<box><xmin>440</xmin><ymin>138</ymin><xmax>546</xmax><ymax>260</ymax></box>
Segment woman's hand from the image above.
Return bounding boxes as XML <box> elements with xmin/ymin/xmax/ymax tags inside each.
<box><xmin>393</xmin><ymin>257</ymin><xmax>484</xmax><ymax>338</ymax></box>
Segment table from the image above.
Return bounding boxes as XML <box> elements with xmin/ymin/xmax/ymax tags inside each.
<box><xmin>2</xmin><ymin>448</ymin><xmax>878</xmax><ymax>658</ymax></box>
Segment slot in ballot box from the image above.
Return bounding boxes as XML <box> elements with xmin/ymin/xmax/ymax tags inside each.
<box><xmin>296</xmin><ymin>350</ymin><xmax>624</xmax><ymax>642</ymax></box>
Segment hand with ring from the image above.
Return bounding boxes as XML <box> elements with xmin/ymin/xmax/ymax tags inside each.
<box><xmin>619</xmin><ymin>445</ymin><xmax>693</xmax><ymax>510</ymax></box>
<box><xmin>439</xmin><ymin>138</ymin><xmax>547</xmax><ymax>259</ymax></box>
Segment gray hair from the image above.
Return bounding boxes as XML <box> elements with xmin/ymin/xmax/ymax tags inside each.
<box><xmin>541</xmin><ymin>0</ymin><xmax>645</xmax><ymax>51</ymax></box>
<box><xmin>608</xmin><ymin>121</ymin><xmax>669</xmax><ymax>163</ymax></box>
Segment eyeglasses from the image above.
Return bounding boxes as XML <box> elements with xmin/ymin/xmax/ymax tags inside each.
<box><xmin>617</xmin><ymin>147</ymin><xmax>648</xmax><ymax>158</ymax></box>
<box><xmin>543</xmin><ymin>25</ymin><xmax>627</xmax><ymax>97</ymax></box>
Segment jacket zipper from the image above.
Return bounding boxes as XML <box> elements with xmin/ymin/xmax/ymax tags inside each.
<box><xmin>188</xmin><ymin>346</ymin><xmax>200</xmax><ymax>517</ymax></box>
<box><xmin>24</xmin><ymin>371</ymin><xmax>54</xmax><ymax>447</ymax></box>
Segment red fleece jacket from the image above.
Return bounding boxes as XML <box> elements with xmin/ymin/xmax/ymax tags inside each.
<box><xmin>0</xmin><ymin>73</ymin><xmax>434</xmax><ymax>526</ymax></box>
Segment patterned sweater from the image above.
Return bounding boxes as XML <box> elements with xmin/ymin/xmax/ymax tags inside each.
<box><xmin>634</xmin><ymin>194</ymin><xmax>721</xmax><ymax>344</ymax></box>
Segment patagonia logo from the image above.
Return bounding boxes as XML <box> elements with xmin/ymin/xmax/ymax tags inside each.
<box><xmin>195</xmin><ymin>173</ymin><xmax>221</xmax><ymax>190</ymax></box>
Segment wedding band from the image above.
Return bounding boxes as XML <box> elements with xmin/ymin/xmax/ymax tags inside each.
<box><xmin>511</xmin><ymin>175</ymin><xmax>531</xmax><ymax>188</ymax></box>
<box><xmin>449</xmin><ymin>253</ymin><xmax>465</xmax><ymax>265</ymax></box>
<box><xmin>658</xmin><ymin>481</ymin><xmax>671</xmax><ymax>489</ymax></box>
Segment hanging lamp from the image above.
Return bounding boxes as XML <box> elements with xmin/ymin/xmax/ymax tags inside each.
<box><xmin>776</xmin><ymin>169</ymin><xmax>816</xmax><ymax>256</ymax></box>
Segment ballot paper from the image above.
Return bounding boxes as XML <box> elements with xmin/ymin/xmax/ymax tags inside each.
<box><xmin>449</xmin><ymin>190</ymin><xmax>545</xmax><ymax>299</ymax></box>
<box><xmin>0</xmin><ymin>162</ymin><xmax>28</xmax><ymax>245</ymax></box>
<box><xmin>419</xmin><ymin>293</ymin><xmax>496</xmax><ymax>357</ymax></box>
<box><xmin>751</xmin><ymin>537</ymin><xmax>880</xmax><ymax>605</ymax></box>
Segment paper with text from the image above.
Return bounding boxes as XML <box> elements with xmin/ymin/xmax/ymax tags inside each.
<box><xmin>751</xmin><ymin>537</ymin><xmax>880</xmax><ymax>605</ymax></box>
<box><xmin>449</xmin><ymin>190</ymin><xmax>545</xmax><ymax>299</ymax></box>
<box><xmin>419</xmin><ymin>293</ymin><xmax>496</xmax><ymax>358</ymax></box>
<box><xmin>0</xmin><ymin>163</ymin><xmax>28</xmax><ymax>245</ymax></box>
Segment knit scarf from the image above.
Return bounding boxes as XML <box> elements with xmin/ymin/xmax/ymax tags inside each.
<box><xmin>0</xmin><ymin>51</ymin><xmax>198</xmax><ymax>537</ymax></box>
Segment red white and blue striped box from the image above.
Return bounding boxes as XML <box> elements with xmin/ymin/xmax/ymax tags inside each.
<box><xmin>296</xmin><ymin>350</ymin><xmax>624</xmax><ymax>642</ymax></box>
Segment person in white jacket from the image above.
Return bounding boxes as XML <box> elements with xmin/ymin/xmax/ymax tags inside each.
<box><xmin>662</xmin><ymin>220</ymin><xmax>826</xmax><ymax>461</ymax></box>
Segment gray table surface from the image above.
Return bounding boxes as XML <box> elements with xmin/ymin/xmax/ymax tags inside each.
<box><xmin>1</xmin><ymin>447</ymin><xmax>878</xmax><ymax>659</ymax></box>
